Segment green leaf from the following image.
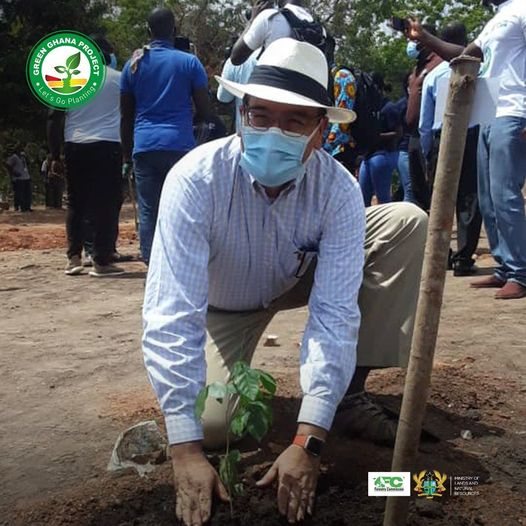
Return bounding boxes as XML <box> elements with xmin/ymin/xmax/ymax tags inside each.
<box><xmin>66</xmin><ymin>52</ymin><xmax>81</xmax><ymax>70</ymax></box>
<box><xmin>249</xmin><ymin>400</ymin><xmax>273</xmax><ymax>421</ymax></box>
<box><xmin>245</xmin><ymin>400</ymin><xmax>272</xmax><ymax>442</ymax></box>
<box><xmin>234</xmin><ymin>483</ymin><xmax>245</xmax><ymax>496</ymax></box>
<box><xmin>54</xmin><ymin>66</ymin><xmax>67</xmax><ymax>73</ymax></box>
<box><xmin>258</xmin><ymin>370</ymin><xmax>277</xmax><ymax>395</ymax></box>
<box><xmin>226</xmin><ymin>383</ymin><xmax>238</xmax><ymax>395</ymax></box>
<box><xmin>194</xmin><ymin>386</ymin><xmax>209</xmax><ymax>420</ymax></box>
<box><xmin>219</xmin><ymin>449</ymin><xmax>241</xmax><ymax>496</ymax></box>
<box><xmin>208</xmin><ymin>381</ymin><xmax>227</xmax><ymax>404</ymax></box>
<box><xmin>230</xmin><ymin>410</ymin><xmax>249</xmax><ymax>437</ymax></box>
<box><xmin>232</xmin><ymin>360</ymin><xmax>249</xmax><ymax>378</ymax></box>
<box><xmin>71</xmin><ymin>69</ymin><xmax>80</xmax><ymax>75</ymax></box>
<box><xmin>234</xmin><ymin>368</ymin><xmax>260</xmax><ymax>401</ymax></box>
<box><xmin>247</xmin><ymin>411</ymin><xmax>269</xmax><ymax>442</ymax></box>
<box><xmin>229</xmin><ymin>449</ymin><xmax>241</xmax><ymax>463</ymax></box>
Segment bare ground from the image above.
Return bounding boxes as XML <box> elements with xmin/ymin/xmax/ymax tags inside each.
<box><xmin>0</xmin><ymin>206</ymin><xmax>524</xmax><ymax>525</ymax></box>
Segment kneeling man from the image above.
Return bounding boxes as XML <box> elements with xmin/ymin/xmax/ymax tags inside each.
<box><xmin>143</xmin><ymin>38</ymin><xmax>427</xmax><ymax>526</ymax></box>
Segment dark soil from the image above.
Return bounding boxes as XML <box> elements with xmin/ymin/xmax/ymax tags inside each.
<box><xmin>7</xmin><ymin>362</ymin><xmax>525</xmax><ymax>526</ymax></box>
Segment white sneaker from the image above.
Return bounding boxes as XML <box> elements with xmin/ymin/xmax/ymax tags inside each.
<box><xmin>65</xmin><ymin>255</ymin><xmax>84</xmax><ymax>275</ymax></box>
<box><xmin>89</xmin><ymin>263</ymin><xmax>125</xmax><ymax>277</ymax></box>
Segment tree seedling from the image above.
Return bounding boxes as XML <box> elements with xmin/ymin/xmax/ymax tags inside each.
<box><xmin>195</xmin><ymin>361</ymin><xmax>277</xmax><ymax>516</ymax></box>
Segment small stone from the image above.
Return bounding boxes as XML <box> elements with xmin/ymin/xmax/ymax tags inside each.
<box><xmin>263</xmin><ymin>334</ymin><xmax>280</xmax><ymax>347</ymax></box>
<box><xmin>464</xmin><ymin>409</ymin><xmax>481</xmax><ymax>421</ymax></box>
<box><xmin>460</xmin><ymin>429</ymin><xmax>473</xmax><ymax>440</ymax></box>
<box><xmin>107</xmin><ymin>420</ymin><xmax>167</xmax><ymax>477</ymax></box>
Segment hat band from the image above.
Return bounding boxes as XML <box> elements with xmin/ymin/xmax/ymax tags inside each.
<box><xmin>248</xmin><ymin>65</ymin><xmax>331</xmax><ymax>106</ymax></box>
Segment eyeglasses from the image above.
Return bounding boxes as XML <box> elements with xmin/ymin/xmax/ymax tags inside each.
<box><xmin>244</xmin><ymin>109</ymin><xmax>323</xmax><ymax>138</ymax></box>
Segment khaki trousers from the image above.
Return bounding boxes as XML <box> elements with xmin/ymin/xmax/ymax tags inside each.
<box><xmin>201</xmin><ymin>202</ymin><xmax>428</xmax><ymax>448</ymax></box>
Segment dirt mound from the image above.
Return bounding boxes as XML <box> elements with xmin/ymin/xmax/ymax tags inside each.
<box><xmin>8</xmin><ymin>363</ymin><xmax>525</xmax><ymax>526</ymax></box>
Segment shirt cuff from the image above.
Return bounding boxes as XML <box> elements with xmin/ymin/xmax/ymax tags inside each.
<box><xmin>297</xmin><ymin>395</ymin><xmax>337</xmax><ymax>432</ymax></box>
<box><xmin>164</xmin><ymin>414</ymin><xmax>204</xmax><ymax>445</ymax></box>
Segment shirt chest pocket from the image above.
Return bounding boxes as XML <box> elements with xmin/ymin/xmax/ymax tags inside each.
<box><xmin>279</xmin><ymin>240</ymin><xmax>318</xmax><ymax>279</ymax></box>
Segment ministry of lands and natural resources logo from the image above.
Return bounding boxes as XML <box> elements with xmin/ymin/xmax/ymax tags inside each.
<box><xmin>26</xmin><ymin>31</ymin><xmax>105</xmax><ymax>109</ymax></box>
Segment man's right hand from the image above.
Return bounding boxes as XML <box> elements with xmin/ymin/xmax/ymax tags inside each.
<box><xmin>250</xmin><ymin>0</ymin><xmax>272</xmax><ymax>21</ymax></box>
<box><xmin>171</xmin><ymin>442</ymin><xmax>229</xmax><ymax>526</ymax></box>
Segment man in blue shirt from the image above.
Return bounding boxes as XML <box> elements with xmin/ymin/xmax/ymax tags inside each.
<box><xmin>121</xmin><ymin>7</ymin><xmax>211</xmax><ymax>265</ymax></box>
<box><xmin>408</xmin><ymin>0</ymin><xmax>526</xmax><ymax>299</ymax></box>
<box><xmin>419</xmin><ymin>22</ymin><xmax>482</xmax><ymax>277</ymax></box>
<box><xmin>217</xmin><ymin>50</ymin><xmax>258</xmax><ymax>132</ymax></box>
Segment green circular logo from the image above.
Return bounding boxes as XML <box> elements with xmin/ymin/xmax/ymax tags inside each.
<box><xmin>26</xmin><ymin>31</ymin><xmax>106</xmax><ymax>109</ymax></box>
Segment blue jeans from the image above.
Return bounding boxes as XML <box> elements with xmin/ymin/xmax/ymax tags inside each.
<box><xmin>397</xmin><ymin>150</ymin><xmax>416</xmax><ymax>204</ymax></box>
<box><xmin>478</xmin><ymin>117</ymin><xmax>526</xmax><ymax>285</ymax></box>
<box><xmin>359</xmin><ymin>151</ymin><xmax>399</xmax><ymax>206</ymax></box>
<box><xmin>134</xmin><ymin>150</ymin><xmax>186</xmax><ymax>264</ymax></box>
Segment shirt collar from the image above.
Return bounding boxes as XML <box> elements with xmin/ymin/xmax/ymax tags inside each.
<box><xmin>242</xmin><ymin>166</ymin><xmax>308</xmax><ymax>201</ymax></box>
<box><xmin>498</xmin><ymin>0</ymin><xmax>512</xmax><ymax>11</ymax></box>
<box><xmin>150</xmin><ymin>39</ymin><xmax>174</xmax><ymax>49</ymax></box>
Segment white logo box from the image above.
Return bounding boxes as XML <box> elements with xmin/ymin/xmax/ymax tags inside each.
<box><xmin>368</xmin><ymin>472</ymin><xmax>411</xmax><ymax>497</ymax></box>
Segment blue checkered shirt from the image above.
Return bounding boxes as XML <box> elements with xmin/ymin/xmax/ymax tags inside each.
<box><xmin>143</xmin><ymin>135</ymin><xmax>366</xmax><ymax>445</ymax></box>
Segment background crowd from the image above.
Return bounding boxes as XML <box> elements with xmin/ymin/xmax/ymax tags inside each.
<box><xmin>1</xmin><ymin>0</ymin><xmax>524</xmax><ymax>296</ymax></box>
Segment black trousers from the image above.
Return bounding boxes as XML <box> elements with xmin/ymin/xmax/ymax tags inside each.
<box><xmin>45</xmin><ymin>177</ymin><xmax>64</xmax><ymax>208</ymax></box>
<box><xmin>408</xmin><ymin>135</ymin><xmax>430</xmax><ymax>211</ymax></box>
<box><xmin>428</xmin><ymin>127</ymin><xmax>482</xmax><ymax>265</ymax></box>
<box><xmin>64</xmin><ymin>141</ymin><xmax>122</xmax><ymax>266</ymax></box>
<box><xmin>334</xmin><ymin>146</ymin><xmax>360</xmax><ymax>175</ymax></box>
<box><xmin>13</xmin><ymin>179</ymin><xmax>32</xmax><ymax>211</ymax></box>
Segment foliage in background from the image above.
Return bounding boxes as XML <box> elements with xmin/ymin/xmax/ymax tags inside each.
<box><xmin>0</xmin><ymin>0</ymin><xmax>107</xmax><ymax>200</ymax></box>
<box><xmin>310</xmin><ymin>0</ymin><xmax>492</xmax><ymax>97</ymax></box>
<box><xmin>0</xmin><ymin>0</ymin><xmax>493</xmax><ymax>200</ymax></box>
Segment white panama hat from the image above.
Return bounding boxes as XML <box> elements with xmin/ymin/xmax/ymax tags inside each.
<box><xmin>215</xmin><ymin>38</ymin><xmax>356</xmax><ymax>124</ymax></box>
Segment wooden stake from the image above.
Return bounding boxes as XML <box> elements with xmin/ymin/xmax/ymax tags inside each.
<box><xmin>383</xmin><ymin>55</ymin><xmax>480</xmax><ymax>526</ymax></box>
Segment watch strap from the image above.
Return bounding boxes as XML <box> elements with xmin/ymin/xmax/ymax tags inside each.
<box><xmin>293</xmin><ymin>434</ymin><xmax>309</xmax><ymax>448</ymax></box>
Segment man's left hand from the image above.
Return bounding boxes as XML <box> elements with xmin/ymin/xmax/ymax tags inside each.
<box><xmin>256</xmin><ymin>445</ymin><xmax>321</xmax><ymax>523</ymax></box>
<box><xmin>521</xmin><ymin>127</ymin><xmax>526</xmax><ymax>141</ymax></box>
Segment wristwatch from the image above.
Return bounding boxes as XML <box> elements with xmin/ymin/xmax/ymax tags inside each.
<box><xmin>293</xmin><ymin>434</ymin><xmax>325</xmax><ymax>457</ymax></box>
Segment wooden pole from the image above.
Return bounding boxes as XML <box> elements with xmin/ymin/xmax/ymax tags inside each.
<box><xmin>383</xmin><ymin>55</ymin><xmax>480</xmax><ymax>526</ymax></box>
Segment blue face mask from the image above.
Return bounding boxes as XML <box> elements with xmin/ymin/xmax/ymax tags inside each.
<box><xmin>406</xmin><ymin>41</ymin><xmax>420</xmax><ymax>60</ymax></box>
<box><xmin>239</xmin><ymin>125</ymin><xmax>318</xmax><ymax>187</ymax></box>
<box><xmin>109</xmin><ymin>53</ymin><xmax>117</xmax><ymax>69</ymax></box>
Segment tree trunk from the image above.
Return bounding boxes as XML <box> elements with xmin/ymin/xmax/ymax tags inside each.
<box><xmin>383</xmin><ymin>55</ymin><xmax>481</xmax><ymax>526</ymax></box>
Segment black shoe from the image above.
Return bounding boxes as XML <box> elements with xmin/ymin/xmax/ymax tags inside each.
<box><xmin>453</xmin><ymin>261</ymin><xmax>477</xmax><ymax>277</ymax></box>
<box><xmin>334</xmin><ymin>392</ymin><xmax>439</xmax><ymax>447</ymax></box>
<box><xmin>111</xmin><ymin>252</ymin><xmax>134</xmax><ymax>263</ymax></box>
<box><xmin>334</xmin><ymin>392</ymin><xmax>399</xmax><ymax>446</ymax></box>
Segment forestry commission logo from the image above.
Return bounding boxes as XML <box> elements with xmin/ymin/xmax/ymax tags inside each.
<box><xmin>26</xmin><ymin>31</ymin><xmax>106</xmax><ymax>109</ymax></box>
<box><xmin>368</xmin><ymin>472</ymin><xmax>411</xmax><ymax>497</ymax></box>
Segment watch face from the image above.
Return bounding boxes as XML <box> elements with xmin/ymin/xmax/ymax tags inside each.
<box><xmin>306</xmin><ymin>435</ymin><xmax>324</xmax><ymax>456</ymax></box>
